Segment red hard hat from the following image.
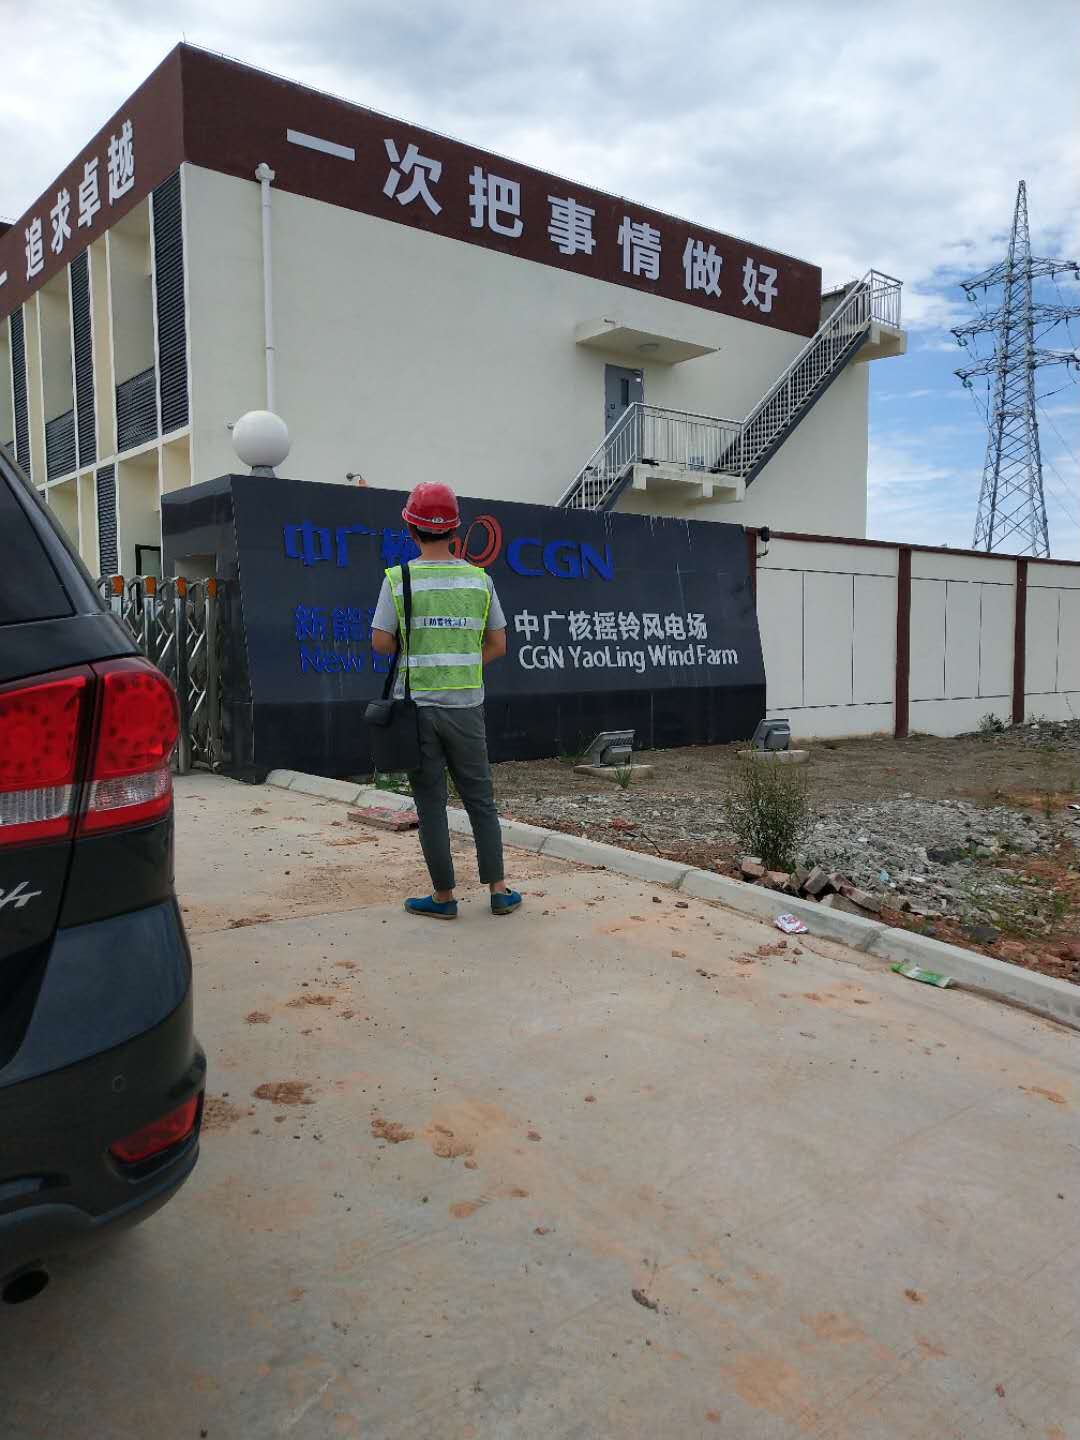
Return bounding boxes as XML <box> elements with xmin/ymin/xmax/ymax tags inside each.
<box><xmin>402</xmin><ymin>481</ymin><xmax>460</xmax><ymax>533</ymax></box>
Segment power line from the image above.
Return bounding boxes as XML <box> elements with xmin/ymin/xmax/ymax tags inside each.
<box><xmin>1037</xmin><ymin>401</ymin><xmax>1080</xmax><ymax>470</ymax></box>
<box><xmin>952</xmin><ymin>180</ymin><xmax>1080</xmax><ymax>557</ymax></box>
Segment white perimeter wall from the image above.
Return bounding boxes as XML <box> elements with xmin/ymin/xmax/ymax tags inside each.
<box><xmin>183</xmin><ymin>165</ymin><xmax>871</xmax><ymax>537</ymax></box>
<box><xmin>757</xmin><ymin>537</ymin><xmax>1080</xmax><ymax>739</ymax></box>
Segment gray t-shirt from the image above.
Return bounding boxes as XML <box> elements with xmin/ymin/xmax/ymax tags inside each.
<box><xmin>371</xmin><ymin>557</ymin><xmax>506</xmax><ymax>708</ymax></box>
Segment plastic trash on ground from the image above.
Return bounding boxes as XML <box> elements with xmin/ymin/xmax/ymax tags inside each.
<box><xmin>892</xmin><ymin>961</ymin><xmax>952</xmax><ymax>988</ymax></box>
<box><xmin>775</xmin><ymin>913</ymin><xmax>808</xmax><ymax>935</ymax></box>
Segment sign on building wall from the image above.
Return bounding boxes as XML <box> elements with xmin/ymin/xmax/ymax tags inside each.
<box><xmin>2</xmin><ymin>45</ymin><xmax>822</xmax><ymax>336</ymax></box>
<box><xmin>0</xmin><ymin>52</ymin><xmax>185</xmax><ymax>317</ymax></box>
<box><xmin>163</xmin><ymin>474</ymin><xmax>766</xmax><ymax>777</ymax></box>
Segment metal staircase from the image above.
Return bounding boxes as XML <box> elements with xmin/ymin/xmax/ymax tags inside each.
<box><xmin>559</xmin><ymin>269</ymin><xmax>902</xmax><ymax>512</ymax></box>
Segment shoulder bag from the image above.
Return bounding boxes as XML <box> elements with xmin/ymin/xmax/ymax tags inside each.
<box><xmin>363</xmin><ymin>562</ymin><xmax>422</xmax><ymax>773</ymax></box>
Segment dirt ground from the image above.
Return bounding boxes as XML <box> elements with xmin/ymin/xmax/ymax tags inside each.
<box><xmin>492</xmin><ymin>721</ymin><xmax>1080</xmax><ymax>983</ymax></box>
<box><xmin>7</xmin><ymin>773</ymin><xmax>1078</xmax><ymax>1439</ymax></box>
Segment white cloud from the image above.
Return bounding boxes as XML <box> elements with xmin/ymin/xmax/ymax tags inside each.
<box><xmin>867</xmin><ymin>436</ymin><xmax>979</xmax><ymax>547</ymax></box>
<box><xmin>2</xmin><ymin>0</ymin><xmax>1078</xmax><ymax>305</ymax></box>
<box><xmin>3</xmin><ymin>0</ymin><xmax>1078</xmax><ymax>559</ymax></box>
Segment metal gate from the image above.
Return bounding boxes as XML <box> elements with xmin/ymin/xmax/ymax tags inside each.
<box><xmin>98</xmin><ymin>574</ymin><xmax>223</xmax><ymax>774</ymax></box>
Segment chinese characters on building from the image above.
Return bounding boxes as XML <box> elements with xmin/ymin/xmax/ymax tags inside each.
<box><xmin>514</xmin><ymin>609</ymin><xmax>709</xmax><ymax>643</ymax></box>
<box><xmin>511</xmin><ymin>606</ymin><xmax>737</xmax><ymax>674</ymax></box>
<box><xmin>371</xmin><ymin>133</ymin><xmax>781</xmax><ymax>309</ymax></box>
<box><xmin>24</xmin><ymin>119</ymin><xmax>135</xmax><ymax>280</ymax></box>
<box><xmin>293</xmin><ymin>600</ymin><xmax>393</xmax><ymax>675</ymax></box>
<box><xmin>15</xmin><ymin>102</ymin><xmax>787</xmax><ymax>319</ymax></box>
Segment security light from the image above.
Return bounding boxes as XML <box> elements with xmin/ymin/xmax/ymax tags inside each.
<box><xmin>751</xmin><ymin>718</ymin><xmax>790</xmax><ymax>752</ymax></box>
<box><xmin>581</xmin><ymin>730</ymin><xmax>635</xmax><ymax>767</ymax></box>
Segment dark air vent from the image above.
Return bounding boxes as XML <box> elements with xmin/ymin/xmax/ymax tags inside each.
<box><xmin>152</xmin><ymin>172</ymin><xmax>189</xmax><ymax>434</ymax></box>
<box><xmin>71</xmin><ymin>251</ymin><xmax>96</xmax><ymax>467</ymax></box>
<box><xmin>115</xmin><ymin>366</ymin><xmax>157</xmax><ymax>452</ymax></box>
<box><xmin>45</xmin><ymin>409</ymin><xmax>76</xmax><ymax>480</ymax></box>
<box><xmin>96</xmin><ymin>464</ymin><xmax>117</xmax><ymax>574</ymax></box>
<box><xmin>10</xmin><ymin>308</ymin><xmax>30</xmax><ymax>479</ymax></box>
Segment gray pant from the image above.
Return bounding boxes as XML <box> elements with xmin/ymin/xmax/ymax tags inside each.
<box><xmin>408</xmin><ymin>704</ymin><xmax>504</xmax><ymax>893</ymax></box>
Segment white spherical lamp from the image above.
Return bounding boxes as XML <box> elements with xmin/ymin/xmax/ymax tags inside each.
<box><xmin>232</xmin><ymin>410</ymin><xmax>291</xmax><ymax>475</ymax></box>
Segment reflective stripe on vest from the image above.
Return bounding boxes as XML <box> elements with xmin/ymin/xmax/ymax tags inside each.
<box><xmin>387</xmin><ymin>563</ymin><xmax>491</xmax><ymax>692</ymax></box>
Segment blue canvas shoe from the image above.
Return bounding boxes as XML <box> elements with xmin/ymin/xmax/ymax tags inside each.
<box><xmin>490</xmin><ymin>889</ymin><xmax>522</xmax><ymax>916</ymax></box>
<box><xmin>404</xmin><ymin>895</ymin><xmax>458</xmax><ymax>920</ymax></box>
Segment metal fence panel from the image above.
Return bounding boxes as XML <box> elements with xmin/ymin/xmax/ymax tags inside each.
<box><xmin>97</xmin><ymin>572</ymin><xmax>224</xmax><ymax>774</ymax></box>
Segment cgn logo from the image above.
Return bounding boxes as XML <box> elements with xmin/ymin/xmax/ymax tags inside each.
<box><xmin>284</xmin><ymin>512</ymin><xmax>614</xmax><ymax>581</ymax></box>
<box><xmin>454</xmin><ymin>515</ymin><xmax>614</xmax><ymax>582</ymax></box>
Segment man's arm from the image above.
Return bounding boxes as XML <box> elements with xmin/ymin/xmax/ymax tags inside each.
<box><xmin>482</xmin><ymin>581</ymin><xmax>508</xmax><ymax>665</ymax></box>
<box><xmin>370</xmin><ymin>576</ymin><xmax>399</xmax><ymax>655</ymax></box>
<box><xmin>481</xmin><ymin>627</ymin><xmax>507</xmax><ymax>665</ymax></box>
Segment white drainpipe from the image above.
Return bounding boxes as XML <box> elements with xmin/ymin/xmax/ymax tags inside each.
<box><xmin>254</xmin><ymin>162</ymin><xmax>276</xmax><ymax>412</ymax></box>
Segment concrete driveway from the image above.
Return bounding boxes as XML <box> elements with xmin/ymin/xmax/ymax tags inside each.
<box><xmin>5</xmin><ymin>773</ymin><xmax>1078</xmax><ymax>1439</ymax></box>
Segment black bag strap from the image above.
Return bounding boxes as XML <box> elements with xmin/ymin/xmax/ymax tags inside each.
<box><xmin>379</xmin><ymin>562</ymin><xmax>414</xmax><ymax>701</ymax></box>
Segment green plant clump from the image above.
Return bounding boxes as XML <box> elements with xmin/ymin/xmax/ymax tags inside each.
<box><xmin>724</xmin><ymin>759</ymin><xmax>812</xmax><ymax>873</ymax></box>
<box><xmin>978</xmin><ymin>712</ymin><xmax>1006</xmax><ymax>736</ymax></box>
<box><xmin>374</xmin><ymin>771</ymin><xmax>412</xmax><ymax>796</ymax></box>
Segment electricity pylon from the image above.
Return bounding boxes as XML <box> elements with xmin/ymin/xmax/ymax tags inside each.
<box><xmin>953</xmin><ymin>180</ymin><xmax>1080</xmax><ymax>556</ymax></box>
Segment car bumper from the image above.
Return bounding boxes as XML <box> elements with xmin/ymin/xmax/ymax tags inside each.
<box><xmin>0</xmin><ymin>901</ymin><xmax>205</xmax><ymax>1278</ymax></box>
<box><xmin>0</xmin><ymin>1131</ymin><xmax>201</xmax><ymax>1277</ymax></box>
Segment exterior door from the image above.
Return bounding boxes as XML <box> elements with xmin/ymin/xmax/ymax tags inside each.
<box><xmin>604</xmin><ymin>365</ymin><xmax>643</xmax><ymax>434</ymax></box>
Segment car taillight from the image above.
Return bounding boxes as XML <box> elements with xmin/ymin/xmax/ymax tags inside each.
<box><xmin>78</xmin><ymin>658</ymin><xmax>179</xmax><ymax>834</ymax></box>
<box><xmin>0</xmin><ymin>672</ymin><xmax>88</xmax><ymax>847</ymax></box>
<box><xmin>109</xmin><ymin>1096</ymin><xmax>200</xmax><ymax>1164</ymax></box>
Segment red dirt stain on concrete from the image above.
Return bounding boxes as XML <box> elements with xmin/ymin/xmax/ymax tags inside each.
<box><xmin>201</xmin><ymin>1095</ymin><xmax>246</xmax><ymax>1132</ymax></box>
<box><xmin>429</xmin><ymin>1127</ymin><xmax>475</xmax><ymax>1159</ymax></box>
<box><xmin>1020</xmin><ymin>1086</ymin><xmax>1067</xmax><ymax>1105</ymax></box>
<box><xmin>721</xmin><ymin>1353</ymin><xmax>820</xmax><ymax>1433</ymax></box>
<box><xmin>286</xmin><ymin>993</ymin><xmax>336</xmax><ymax>1008</ymax></box>
<box><xmin>705</xmin><ymin>1413</ymin><xmax>721</xmax><ymax>1425</ymax></box>
<box><xmin>253</xmin><ymin>1080</ymin><xmax>314</xmax><ymax>1106</ymax></box>
<box><xmin>371</xmin><ymin>1117</ymin><xmax>414</xmax><ymax>1144</ymax></box>
<box><xmin>450</xmin><ymin>1200</ymin><xmax>485</xmax><ymax>1219</ymax></box>
<box><xmin>244</xmin><ymin>1010</ymin><xmax>271</xmax><ymax>1024</ymax></box>
<box><xmin>917</xmin><ymin>1336</ymin><xmax>947</xmax><ymax>1359</ymax></box>
<box><xmin>904</xmin><ymin>1289</ymin><xmax>924</xmax><ymax>1304</ymax></box>
<box><xmin>801</xmin><ymin>1312</ymin><xmax>865</xmax><ymax>1344</ymax></box>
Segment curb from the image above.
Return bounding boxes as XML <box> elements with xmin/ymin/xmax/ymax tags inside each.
<box><xmin>265</xmin><ymin>769</ymin><xmax>1080</xmax><ymax>1030</ymax></box>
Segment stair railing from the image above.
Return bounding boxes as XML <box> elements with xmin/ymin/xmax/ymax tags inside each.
<box><xmin>559</xmin><ymin>403</ymin><xmax>741</xmax><ymax>510</ymax></box>
<box><xmin>559</xmin><ymin>270</ymin><xmax>902</xmax><ymax>507</ymax></box>
<box><xmin>732</xmin><ymin>270</ymin><xmax>902</xmax><ymax>458</ymax></box>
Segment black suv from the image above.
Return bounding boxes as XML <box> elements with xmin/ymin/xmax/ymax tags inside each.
<box><xmin>0</xmin><ymin>449</ymin><xmax>204</xmax><ymax>1300</ymax></box>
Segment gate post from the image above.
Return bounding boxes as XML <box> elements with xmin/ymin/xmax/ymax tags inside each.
<box><xmin>174</xmin><ymin>577</ymin><xmax>192</xmax><ymax>775</ymax></box>
<box><xmin>206</xmin><ymin>578</ymin><xmax>222</xmax><ymax>770</ymax></box>
<box><xmin>141</xmin><ymin>576</ymin><xmax>157</xmax><ymax>663</ymax></box>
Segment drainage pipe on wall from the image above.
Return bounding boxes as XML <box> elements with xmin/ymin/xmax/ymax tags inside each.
<box><xmin>254</xmin><ymin>162</ymin><xmax>276</xmax><ymax>412</ymax></box>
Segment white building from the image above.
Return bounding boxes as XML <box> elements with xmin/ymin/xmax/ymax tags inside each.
<box><xmin>0</xmin><ymin>44</ymin><xmax>904</xmax><ymax>580</ymax></box>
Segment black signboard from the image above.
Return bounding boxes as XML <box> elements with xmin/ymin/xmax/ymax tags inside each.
<box><xmin>162</xmin><ymin>474</ymin><xmax>765</xmax><ymax>778</ymax></box>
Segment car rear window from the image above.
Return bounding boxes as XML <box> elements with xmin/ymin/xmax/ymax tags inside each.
<box><xmin>0</xmin><ymin>476</ymin><xmax>74</xmax><ymax>624</ymax></box>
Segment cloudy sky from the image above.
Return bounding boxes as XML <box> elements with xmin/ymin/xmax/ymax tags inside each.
<box><xmin>3</xmin><ymin>0</ymin><xmax>1078</xmax><ymax>554</ymax></box>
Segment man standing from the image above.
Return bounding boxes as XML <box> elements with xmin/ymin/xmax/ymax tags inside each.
<box><xmin>370</xmin><ymin>482</ymin><xmax>521</xmax><ymax>920</ymax></box>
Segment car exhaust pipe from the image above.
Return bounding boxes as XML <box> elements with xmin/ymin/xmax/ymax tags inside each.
<box><xmin>2</xmin><ymin>1265</ymin><xmax>50</xmax><ymax>1305</ymax></box>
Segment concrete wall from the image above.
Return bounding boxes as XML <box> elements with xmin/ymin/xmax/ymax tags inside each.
<box><xmin>108</xmin><ymin>209</ymin><xmax>155</xmax><ymax>384</ymax></box>
<box><xmin>757</xmin><ymin>535</ymin><xmax>1080</xmax><ymax>739</ymax></box>
<box><xmin>1027</xmin><ymin>562</ymin><xmax>1080</xmax><ymax>720</ymax></box>
<box><xmin>0</xmin><ymin>320</ymin><xmax>13</xmax><ymax>447</ymax></box>
<box><xmin>183</xmin><ymin>164</ymin><xmax>872</xmax><ymax>538</ymax></box>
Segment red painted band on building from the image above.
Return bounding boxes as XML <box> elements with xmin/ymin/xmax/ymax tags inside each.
<box><xmin>1</xmin><ymin>46</ymin><xmax>822</xmax><ymax>336</ymax></box>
